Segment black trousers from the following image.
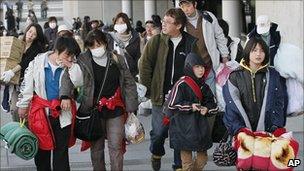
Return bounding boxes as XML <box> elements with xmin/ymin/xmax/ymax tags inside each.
<box><xmin>34</xmin><ymin>116</ymin><xmax>71</xmax><ymax>171</ymax></box>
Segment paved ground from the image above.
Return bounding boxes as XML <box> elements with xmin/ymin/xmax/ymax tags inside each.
<box><xmin>1</xmin><ymin>105</ymin><xmax>303</xmax><ymax>170</ymax></box>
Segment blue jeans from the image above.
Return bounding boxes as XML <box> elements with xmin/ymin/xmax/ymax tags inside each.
<box><xmin>149</xmin><ymin>105</ymin><xmax>182</xmax><ymax>168</ymax></box>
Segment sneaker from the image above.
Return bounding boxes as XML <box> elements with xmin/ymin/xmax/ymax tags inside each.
<box><xmin>172</xmin><ymin>164</ymin><xmax>183</xmax><ymax>171</ymax></box>
<box><xmin>151</xmin><ymin>155</ymin><xmax>161</xmax><ymax>171</ymax></box>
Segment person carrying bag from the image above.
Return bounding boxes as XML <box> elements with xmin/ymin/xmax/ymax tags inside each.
<box><xmin>74</xmin><ymin>55</ymin><xmax>110</xmax><ymax>141</ymax></box>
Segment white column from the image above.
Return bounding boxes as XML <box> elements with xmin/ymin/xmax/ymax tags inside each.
<box><xmin>122</xmin><ymin>0</ymin><xmax>132</xmax><ymax>19</ymax></box>
<box><xmin>144</xmin><ymin>0</ymin><xmax>156</xmax><ymax>22</ymax></box>
<box><xmin>2</xmin><ymin>3</ymin><xmax>7</xmax><ymax>30</ymax></box>
<box><xmin>175</xmin><ymin>0</ymin><xmax>179</xmax><ymax>8</ymax></box>
<box><xmin>222</xmin><ymin>0</ymin><xmax>241</xmax><ymax>37</ymax></box>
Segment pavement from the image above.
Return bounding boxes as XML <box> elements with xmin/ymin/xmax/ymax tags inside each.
<box><xmin>1</xmin><ymin>104</ymin><xmax>303</xmax><ymax>170</ymax></box>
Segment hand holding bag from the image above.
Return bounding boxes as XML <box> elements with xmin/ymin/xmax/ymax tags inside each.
<box><xmin>74</xmin><ymin>56</ymin><xmax>110</xmax><ymax>141</ymax></box>
<box><xmin>213</xmin><ymin>131</ymin><xmax>237</xmax><ymax>167</ymax></box>
<box><xmin>125</xmin><ymin>112</ymin><xmax>145</xmax><ymax>144</ymax></box>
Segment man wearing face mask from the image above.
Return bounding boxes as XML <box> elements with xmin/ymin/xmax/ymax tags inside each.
<box><xmin>44</xmin><ymin>16</ymin><xmax>58</xmax><ymax>50</ymax></box>
<box><xmin>16</xmin><ymin>37</ymin><xmax>81</xmax><ymax>171</ymax></box>
<box><xmin>247</xmin><ymin>15</ymin><xmax>281</xmax><ymax>66</ymax></box>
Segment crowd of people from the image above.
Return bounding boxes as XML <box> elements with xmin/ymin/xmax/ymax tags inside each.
<box><xmin>1</xmin><ymin>0</ymin><xmax>301</xmax><ymax>171</ymax></box>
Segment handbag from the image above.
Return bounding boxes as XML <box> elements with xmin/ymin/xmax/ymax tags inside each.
<box><xmin>213</xmin><ymin>131</ymin><xmax>237</xmax><ymax>167</ymax></box>
<box><xmin>74</xmin><ymin>56</ymin><xmax>110</xmax><ymax>141</ymax></box>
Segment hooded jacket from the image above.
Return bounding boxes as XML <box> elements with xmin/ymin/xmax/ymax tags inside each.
<box><xmin>165</xmin><ymin>53</ymin><xmax>218</xmax><ymax>151</ymax></box>
<box><xmin>60</xmin><ymin>51</ymin><xmax>138</xmax><ymax>114</ymax></box>
<box><xmin>223</xmin><ymin>60</ymin><xmax>287</xmax><ymax>135</ymax></box>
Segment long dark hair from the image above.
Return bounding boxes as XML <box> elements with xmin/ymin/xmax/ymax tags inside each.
<box><xmin>113</xmin><ymin>12</ymin><xmax>132</xmax><ymax>33</ymax></box>
<box><xmin>243</xmin><ymin>37</ymin><xmax>269</xmax><ymax>66</ymax></box>
<box><xmin>23</xmin><ymin>23</ymin><xmax>46</xmax><ymax>49</ymax></box>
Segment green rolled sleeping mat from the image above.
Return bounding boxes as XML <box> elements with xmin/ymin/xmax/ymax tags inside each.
<box><xmin>0</xmin><ymin>120</ymin><xmax>38</xmax><ymax>160</ymax></box>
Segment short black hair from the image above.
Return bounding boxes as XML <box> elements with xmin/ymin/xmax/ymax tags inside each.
<box><xmin>218</xmin><ymin>19</ymin><xmax>229</xmax><ymax>37</ymax></box>
<box><xmin>243</xmin><ymin>37</ymin><xmax>269</xmax><ymax>66</ymax></box>
<box><xmin>54</xmin><ymin>36</ymin><xmax>81</xmax><ymax>56</ymax></box>
<box><xmin>84</xmin><ymin>29</ymin><xmax>108</xmax><ymax>49</ymax></box>
<box><xmin>151</xmin><ymin>14</ymin><xmax>162</xmax><ymax>28</ymax></box>
<box><xmin>48</xmin><ymin>16</ymin><xmax>57</xmax><ymax>23</ymax></box>
<box><xmin>136</xmin><ymin>20</ymin><xmax>143</xmax><ymax>27</ymax></box>
<box><xmin>145</xmin><ymin>20</ymin><xmax>155</xmax><ymax>27</ymax></box>
<box><xmin>179</xmin><ymin>0</ymin><xmax>196</xmax><ymax>6</ymax></box>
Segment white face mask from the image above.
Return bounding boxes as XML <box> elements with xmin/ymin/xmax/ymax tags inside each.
<box><xmin>114</xmin><ymin>23</ymin><xmax>128</xmax><ymax>34</ymax></box>
<box><xmin>49</xmin><ymin>22</ymin><xmax>57</xmax><ymax>29</ymax></box>
<box><xmin>91</xmin><ymin>47</ymin><xmax>106</xmax><ymax>57</ymax></box>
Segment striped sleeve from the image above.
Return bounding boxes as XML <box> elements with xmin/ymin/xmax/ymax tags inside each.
<box><xmin>167</xmin><ymin>80</ymin><xmax>192</xmax><ymax>111</ymax></box>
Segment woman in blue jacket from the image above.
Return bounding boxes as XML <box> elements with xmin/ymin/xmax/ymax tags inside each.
<box><xmin>223</xmin><ymin>37</ymin><xmax>287</xmax><ymax>136</ymax></box>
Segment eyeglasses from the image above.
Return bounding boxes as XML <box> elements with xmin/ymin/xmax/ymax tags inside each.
<box><xmin>161</xmin><ymin>19</ymin><xmax>176</xmax><ymax>25</ymax></box>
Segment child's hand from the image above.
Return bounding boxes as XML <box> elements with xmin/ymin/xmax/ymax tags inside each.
<box><xmin>200</xmin><ymin>107</ymin><xmax>208</xmax><ymax>115</ymax></box>
<box><xmin>192</xmin><ymin>103</ymin><xmax>201</xmax><ymax>111</ymax></box>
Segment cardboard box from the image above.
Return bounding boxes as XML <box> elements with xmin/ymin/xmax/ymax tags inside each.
<box><xmin>0</xmin><ymin>36</ymin><xmax>24</xmax><ymax>48</ymax></box>
<box><xmin>0</xmin><ymin>59</ymin><xmax>21</xmax><ymax>85</ymax></box>
<box><xmin>0</xmin><ymin>36</ymin><xmax>25</xmax><ymax>62</ymax></box>
<box><xmin>1</xmin><ymin>47</ymin><xmax>24</xmax><ymax>62</ymax></box>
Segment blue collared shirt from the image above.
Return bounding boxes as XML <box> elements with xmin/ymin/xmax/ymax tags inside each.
<box><xmin>44</xmin><ymin>59</ymin><xmax>63</xmax><ymax>100</ymax></box>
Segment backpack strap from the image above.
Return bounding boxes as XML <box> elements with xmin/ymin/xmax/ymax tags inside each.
<box><xmin>183</xmin><ymin>76</ymin><xmax>203</xmax><ymax>101</ymax></box>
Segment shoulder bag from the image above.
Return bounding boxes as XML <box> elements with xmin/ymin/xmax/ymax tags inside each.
<box><xmin>74</xmin><ymin>56</ymin><xmax>110</xmax><ymax>141</ymax></box>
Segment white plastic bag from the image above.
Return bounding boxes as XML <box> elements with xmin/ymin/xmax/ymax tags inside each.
<box><xmin>274</xmin><ymin>43</ymin><xmax>303</xmax><ymax>84</ymax></box>
<box><xmin>136</xmin><ymin>82</ymin><xmax>148</xmax><ymax>103</ymax></box>
<box><xmin>138</xmin><ymin>99</ymin><xmax>152</xmax><ymax>115</ymax></box>
<box><xmin>286</xmin><ymin>78</ymin><xmax>304</xmax><ymax>116</ymax></box>
<box><xmin>125</xmin><ymin>113</ymin><xmax>145</xmax><ymax>144</ymax></box>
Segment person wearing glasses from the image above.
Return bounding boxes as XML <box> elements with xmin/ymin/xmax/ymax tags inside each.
<box><xmin>139</xmin><ymin>8</ymin><xmax>201</xmax><ymax>171</ymax></box>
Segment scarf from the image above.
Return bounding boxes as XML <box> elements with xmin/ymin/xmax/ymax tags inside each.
<box><xmin>116</xmin><ymin>32</ymin><xmax>132</xmax><ymax>45</ymax></box>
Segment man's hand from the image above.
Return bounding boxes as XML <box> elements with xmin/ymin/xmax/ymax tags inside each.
<box><xmin>18</xmin><ymin>107</ymin><xmax>28</xmax><ymax>119</ymax></box>
<box><xmin>61</xmin><ymin>99</ymin><xmax>71</xmax><ymax>111</ymax></box>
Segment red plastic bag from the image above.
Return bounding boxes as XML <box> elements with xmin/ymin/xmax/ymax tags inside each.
<box><xmin>216</xmin><ymin>64</ymin><xmax>233</xmax><ymax>87</ymax></box>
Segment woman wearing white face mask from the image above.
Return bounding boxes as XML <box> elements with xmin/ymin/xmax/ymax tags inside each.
<box><xmin>44</xmin><ymin>16</ymin><xmax>58</xmax><ymax>50</ymax></box>
<box><xmin>60</xmin><ymin>29</ymin><xmax>138</xmax><ymax>171</ymax></box>
<box><xmin>108</xmin><ymin>12</ymin><xmax>141</xmax><ymax>79</ymax></box>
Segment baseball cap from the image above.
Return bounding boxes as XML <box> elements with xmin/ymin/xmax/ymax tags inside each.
<box><xmin>57</xmin><ymin>25</ymin><xmax>72</xmax><ymax>34</ymax></box>
<box><xmin>256</xmin><ymin>15</ymin><xmax>271</xmax><ymax>34</ymax></box>
<box><xmin>179</xmin><ymin>0</ymin><xmax>196</xmax><ymax>6</ymax></box>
